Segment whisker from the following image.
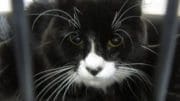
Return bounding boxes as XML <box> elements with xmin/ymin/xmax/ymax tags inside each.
<box><xmin>55</xmin><ymin>73</ymin><xmax>77</xmax><ymax>101</ymax></box>
<box><xmin>117</xmin><ymin>62</ymin><xmax>154</xmax><ymax>67</ymax></box>
<box><xmin>113</xmin><ymin>3</ymin><xmax>141</xmax><ymax>28</ymax></box>
<box><xmin>28</xmin><ymin>13</ymin><xmax>70</xmax><ymax>21</ymax></box>
<box><xmin>34</xmin><ymin>67</ymin><xmax>73</xmax><ymax>88</ymax></box>
<box><xmin>39</xmin><ymin>74</ymin><xmax>71</xmax><ymax>101</ymax></box>
<box><xmin>36</xmin><ymin>72</ymin><xmax>72</xmax><ymax>100</ymax></box>
<box><xmin>118</xmin><ymin>16</ymin><xmax>159</xmax><ymax>35</ymax></box>
<box><xmin>125</xmin><ymin>79</ymin><xmax>139</xmax><ymax>100</ymax></box>
<box><xmin>112</xmin><ymin>12</ymin><xmax>119</xmax><ymax>26</ymax></box>
<box><xmin>120</xmin><ymin>67</ymin><xmax>152</xmax><ymax>86</ymax></box>
<box><xmin>141</xmin><ymin>45</ymin><xmax>158</xmax><ymax>55</ymax></box>
<box><xmin>35</xmin><ymin>71</ymin><xmax>60</xmax><ymax>88</ymax></box>
<box><xmin>147</xmin><ymin>44</ymin><xmax>160</xmax><ymax>48</ymax></box>
<box><xmin>31</xmin><ymin>9</ymin><xmax>79</xmax><ymax>30</ymax></box>
<box><xmin>34</xmin><ymin>65</ymin><xmax>74</xmax><ymax>77</ymax></box>
<box><xmin>59</xmin><ymin>31</ymin><xmax>75</xmax><ymax>47</ymax></box>
<box><xmin>31</xmin><ymin>13</ymin><xmax>74</xmax><ymax>30</ymax></box>
<box><xmin>131</xmin><ymin>70</ymin><xmax>153</xmax><ymax>92</ymax></box>
<box><xmin>114</xmin><ymin>29</ymin><xmax>134</xmax><ymax>47</ymax></box>
<box><xmin>34</xmin><ymin>68</ymin><xmax>60</xmax><ymax>78</ymax></box>
<box><xmin>117</xmin><ymin>66</ymin><xmax>152</xmax><ymax>91</ymax></box>
<box><xmin>73</xmin><ymin>7</ymin><xmax>81</xmax><ymax>28</ymax></box>
<box><xmin>53</xmin><ymin>75</ymin><xmax>75</xmax><ymax>101</ymax></box>
<box><xmin>46</xmin><ymin>73</ymin><xmax>74</xmax><ymax>101</ymax></box>
<box><xmin>112</xmin><ymin>0</ymin><xmax>129</xmax><ymax>25</ymax></box>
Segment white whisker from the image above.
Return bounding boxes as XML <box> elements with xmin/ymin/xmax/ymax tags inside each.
<box><xmin>36</xmin><ymin>71</ymin><xmax>72</xmax><ymax>100</ymax></box>
<box><xmin>131</xmin><ymin>70</ymin><xmax>153</xmax><ymax>92</ymax></box>
<box><xmin>141</xmin><ymin>45</ymin><xmax>158</xmax><ymax>55</ymax></box>
<box><xmin>46</xmin><ymin>73</ymin><xmax>74</xmax><ymax>101</ymax></box>
<box><xmin>34</xmin><ymin>67</ymin><xmax>73</xmax><ymax>88</ymax></box>
<box><xmin>34</xmin><ymin>68</ymin><xmax>60</xmax><ymax>79</ymax></box>
<box><xmin>147</xmin><ymin>44</ymin><xmax>160</xmax><ymax>48</ymax></box>
<box><xmin>30</xmin><ymin>13</ymin><xmax>76</xmax><ymax>29</ymax></box>
<box><xmin>56</xmin><ymin>73</ymin><xmax>77</xmax><ymax>101</ymax></box>
<box><xmin>112</xmin><ymin>12</ymin><xmax>119</xmax><ymax>26</ymax></box>
<box><xmin>73</xmin><ymin>7</ymin><xmax>81</xmax><ymax>28</ymax></box>
<box><xmin>53</xmin><ymin>74</ymin><xmax>75</xmax><ymax>101</ymax></box>
<box><xmin>59</xmin><ymin>31</ymin><xmax>75</xmax><ymax>47</ymax></box>
<box><xmin>126</xmin><ymin>79</ymin><xmax>139</xmax><ymax>100</ymax></box>
<box><xmin>119</xmin><ymin>67</ymin><xmax>152</xmax><ymax>86</ymax></box>
<box><xmin>112</xmin><ymin>0</ymin><xmax>129</xmax><ymax>25</ymax></box>
<box><xmin>31</xmin><ymin>9</ymin><xmax>79</xmax><ymax>30</ymax></box>
<box><xmin>115</xmin><ymin>29</ymin><xmax>134</xmax><ymax>47</ymax></box>
<box><xmin>113</xmin><ymin>3</ymin><xmax>141</xmax><ymax>29</ymax></box>
<box><xmin>34</xmin><ymin>65</ymin><xmax>74</xmax><ymax>77</ymax></box>
<box><xmin>117</xmin><ymin>62</ymin><xmax>154</xmax><ymax>67</ymax></box>
<box><xmin>35</xmin><ymin>71</ymin><xmax>60</xmax><ymax>88</ymax></box>
<box><xmin>119</xmin><ymin>16</ymin><xmax>159</xmax><ymax>35</ymax></box>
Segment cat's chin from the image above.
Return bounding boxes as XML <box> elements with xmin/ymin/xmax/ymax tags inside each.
<box><xmin>74</xmin><ymin>76</ymin><xmax>115</xmax><ymax>90</ymax></box>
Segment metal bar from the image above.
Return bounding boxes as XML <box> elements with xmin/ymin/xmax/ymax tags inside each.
<box><xmin>154</xmin><ymin>0</ymin><xmax>179</xmax><ymax>101</ymax></box>
<box><xmin>11</xmin><ymin>0</ymin><xmax>34</xmax><ymax>101</ymax></box>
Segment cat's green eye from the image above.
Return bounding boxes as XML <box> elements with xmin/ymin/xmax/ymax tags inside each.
<box><xmin>108</xmin><ymin>34</ymin><xmax>124</xmax><ymax>48</ymax></box>
<box><xmin>69</xmin><ymin>33</ymin><xmax>83</xmax><ymax>46</ymax></box>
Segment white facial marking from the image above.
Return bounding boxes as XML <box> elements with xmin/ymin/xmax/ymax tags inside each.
<box><xmin>85</xmin><ymin>40</ymin><xmax>104</xmax><ymax>70</ymax></box>
<box><xmin>96</xmin><ymin>62</ymin><xmax>115</xmax><ymax>79</ymax></box>
<box><xmin>75</xmin><ymin>40</ymin><xmax>131</xmax><ymax>89</ymax></box>
<box><xmin>85</xmin><ymin>52</ymin><xmax>104</xmax><ymax>70</ymax></box>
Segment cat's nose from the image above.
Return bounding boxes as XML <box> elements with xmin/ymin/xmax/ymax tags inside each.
<box><xmin>86</xmin><ymin>66</ymin><xmax>102</xmax><ymax>76</ymax></box>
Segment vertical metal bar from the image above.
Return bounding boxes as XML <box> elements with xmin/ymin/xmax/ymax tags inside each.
<box><xmin>11</xmin><ymin>0</ymin><xmax>34</xmax><ymax>101</ymax></box>
<box><xmin>154</xmin><ymin>0</ymin><xmax>179</xmax><ymax>101</ymax></box>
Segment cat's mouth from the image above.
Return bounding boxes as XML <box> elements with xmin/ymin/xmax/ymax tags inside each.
<box><xmin>73</xmin><ymin>59</ymin><xmax>131</xmax><ymax>89</ymax></box>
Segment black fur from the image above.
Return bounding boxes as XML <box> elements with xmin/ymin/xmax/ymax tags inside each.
<box><xmin>0</xmin><ymin>0</ymin><xmax>155</xmax><ymax>101</ymax></box>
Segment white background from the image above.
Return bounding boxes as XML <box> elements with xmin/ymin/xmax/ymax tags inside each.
<box><xmin>0</xmin><ymin>0</ymin><xmax>179</xmax><ymax>15</ymax></box>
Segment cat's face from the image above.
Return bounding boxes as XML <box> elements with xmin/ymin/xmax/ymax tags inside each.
<box><xmin>33</xmin><ymin>0</ymin><xmax>153</xmax><ymax>101</ymax></box>
<box><xmin>40</xmin><ymin>0</ymin><xmax>147</xmax><ymax>89</ymax></box>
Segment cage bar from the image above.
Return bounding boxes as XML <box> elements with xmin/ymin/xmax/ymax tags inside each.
<box><xmin>154</xmin><ymin>0</ymin><xmax>179</xmax><ymax>101</ymax></box>
<box><xmin>11</xmin><ymin>0</ymin><xmax>34</xmax><ymax>101</ymax></box>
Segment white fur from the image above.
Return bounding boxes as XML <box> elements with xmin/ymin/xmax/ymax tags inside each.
<box><xmin>85</xmin><ymin>52</ymin><xmax>104</xmax><ymax>70</ymax></box>
<box><xmin>74</xmin><ymin>40</ymin><xmax>132</xmax><ymax>89</ymax></box>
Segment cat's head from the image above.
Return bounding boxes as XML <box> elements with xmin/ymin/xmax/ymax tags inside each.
<box><xmin>31</xmin><ymin>0</ymin><xmax>151</xmax><ymax>100</ymax></box>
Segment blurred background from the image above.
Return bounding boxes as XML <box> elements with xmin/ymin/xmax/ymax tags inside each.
<box><xmin>0</xmin><ymin>0</ymin><xmax>180</xmax><ymax>15</ymax></box>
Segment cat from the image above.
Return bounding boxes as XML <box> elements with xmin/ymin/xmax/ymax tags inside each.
<box><xmin>0</xmin><ymin>0</ymin><xmax>156</xmax><ymax>101</ymax></box>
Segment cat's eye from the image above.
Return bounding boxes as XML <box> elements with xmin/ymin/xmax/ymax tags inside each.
<box><xmin>69</xmin><ymin>33</ymin><xmax>83</xmax><ymax>46</ymax></box>
<box><xmin>108</xmin><ymin>34</ymin><xmax>124</xmax><ymax>48</ymax></box>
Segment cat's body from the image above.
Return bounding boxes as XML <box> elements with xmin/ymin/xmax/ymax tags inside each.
<box><xmin>0</xmin><ymin>0</ymin><xmax>155</xmax><ymax>101</ymax></box>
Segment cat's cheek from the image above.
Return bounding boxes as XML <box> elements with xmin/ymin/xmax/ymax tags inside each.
<box><xmin>96</xmin><ymin>62</ymin><xmax>116</xmax><ymax>79</ymax></box>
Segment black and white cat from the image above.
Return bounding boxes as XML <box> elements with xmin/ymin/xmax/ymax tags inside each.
<box><xmin>0</xmin><ymin>0</ymin><xmax>156</xmax><ymax>101</ymax></box>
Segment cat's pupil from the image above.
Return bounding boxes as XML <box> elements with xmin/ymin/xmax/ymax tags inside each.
<box><xmin>111</xmin><ymin>38</ymin><xmax>121</xmax><ymax>44</ymax></box>
<box><xmin>111</xmin><ymin>37</ymin><xmax>121</xmax><ymax>45</ymax></box>
<box><xmin>73</xmin><ymin>36</ymin><xmax>81</xmax><ymax>43</ymax></box>
<box><xmin>70</xmin><ymin>33</ymin><xmax>83</xmax><ymax>45</ymax></box>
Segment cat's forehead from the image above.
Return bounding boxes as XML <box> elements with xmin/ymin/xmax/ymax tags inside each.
<box><xmin>52</xmin><ymin>0</ymin><xmax>143</xmax><ymax>35</ymax></box>
<box><xmin>57</xmin><ymin>0</ymin><xmax>142</xmax><ymax>14</ymax></box>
